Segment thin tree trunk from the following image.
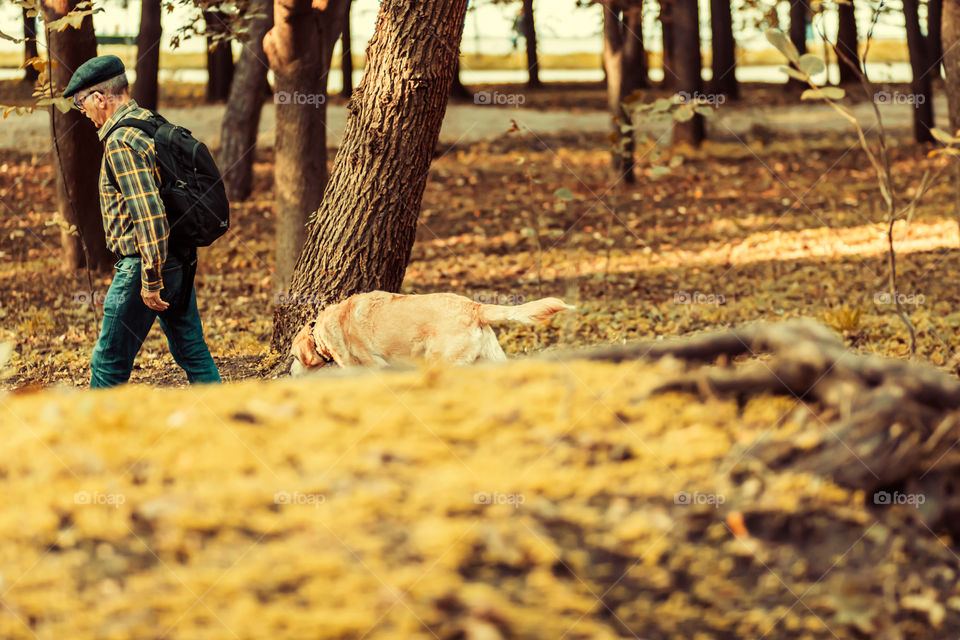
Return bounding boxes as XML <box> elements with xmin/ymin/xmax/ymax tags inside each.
<box><xmin>904</xmin><ymin>0</ymin><xmax>935</xmax><ymax>142</ymax></box>
<box><xmin>219</xmin><ymin>0</ymin><xmax>273</xmax><ymax>202</ymax></box>
<box><xmin>271</xmin><ymin>0</ymin><xmax>469</xmax><ymax>354</ymax></box>
<box><xmin>836</xmin><ymin>0</ymin><xmax>859</xmax><ymax>85</ymax></box>
<box><xmin>340</xmin><ymin>0</ymin><xmax>353</xmax><ymax>99</ymax></box>
<box><xmin>522</xmin><ymin>0</ymin><xmax>541</xmax><ymax>88</ymax></box>
<box><xmin>709</xmin><ymin>0</ymin><xmax>737</xmax><ymax>98</ymax></box>
<box><xmin>788</xmin><ymin>0</ymin><xmax>808</xmax><ymax>90</ymax></box>
<box><xmin>40</xmin><ymin>0</ymin><xmax>112</xmax><ymax>272</ymax></box>
<box><xmin>672</xmin><ymin>0</ymin><xmax>705</xmax><ymax>146</ymax></box>
<box><xmin>264</xmin><ymin>0</ymin><xmax>349</xmax><ymax>291</ymax></box>
<box><xmin>930</xmin><ymin>0</ymin><xmax>944</xmax><ymax>77</ymax></box>
<box><xmin>23</xmin><ymin>8</ymin><xmax>39</xmax><ymax>82</ymax></box>
<box><xmin>450</xmin><ymin>59</ymin><xmax>472</xmax><ymax>100</ymax></box>
<box><xmin>132</xmin><ymin>0</ymin><xmax>161</xmax><ymax>109</ymax></box>
<box><xmin>660</xmin><ymin>0</ymin><xmax>678</xmax><ymax>89</ymax></box>
<box><xmin>602</xmin><ymin>1</ymin><xmax>635</xmax><ymax>182</ymax></box>
<box><xmin>204</xmin><ymin>11</ymin><xmax>235</xmax><ymax>103</ymax></box>
<box><xmin>623</xmin><ymin>4</ymin><xmax>648</xmax><ymax>89</ymax></box>
<box><xmin>944</xmin><ymin>0</ymin><xmax>960</xmax><ymax>133</ymax></box>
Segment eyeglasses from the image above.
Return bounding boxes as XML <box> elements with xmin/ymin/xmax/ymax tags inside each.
<box><xmin>73</xmin><ymin>90</ymin><xmax>102</xmax><ymax>111</ymax></box>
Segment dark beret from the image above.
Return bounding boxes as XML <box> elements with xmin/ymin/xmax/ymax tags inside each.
<box><xmin>62</xmin><ymin>55</ymin><xmax>126</xmax><ymax>98</ymax></box>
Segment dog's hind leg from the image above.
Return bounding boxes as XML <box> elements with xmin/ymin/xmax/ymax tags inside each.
<box><xmin>476</xmin><ymin>325</ymin><xmax>508</xmax><ymax>362</ymax></box>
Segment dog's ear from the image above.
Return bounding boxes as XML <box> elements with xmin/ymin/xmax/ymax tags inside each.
<box><xmin>291</xmin><ymin>324</ymin><xmax>323</xmax><ymax>367</ymax></box>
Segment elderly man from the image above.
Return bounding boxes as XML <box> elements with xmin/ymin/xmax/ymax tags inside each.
<box><xmin>64</xmin><ymin>55</ymin><xmax>221</xmax><ymax>388</ymax></box>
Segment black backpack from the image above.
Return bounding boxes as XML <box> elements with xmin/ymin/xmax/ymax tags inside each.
<box><xmin>105</xmin><ymin>112</ymin><xmax>229</xmax><ymax>249</ymax></box>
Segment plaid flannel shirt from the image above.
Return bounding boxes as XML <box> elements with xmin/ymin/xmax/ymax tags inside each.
<box><xmin>97</xmin><ymin>99</ymin><xmax>168</xmax><ymax>291</ymax></box>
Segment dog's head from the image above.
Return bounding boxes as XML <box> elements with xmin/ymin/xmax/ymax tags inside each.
<box><xmin>290</xmin><ymin>322</ymin><xmax>335</xmax><ymax>376</ymax></box>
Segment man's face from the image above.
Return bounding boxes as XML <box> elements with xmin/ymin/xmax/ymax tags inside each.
<box><xmin>74</xmin><ymin>90</ymin><xmax>109</xmax><ymax>127</ymax></box>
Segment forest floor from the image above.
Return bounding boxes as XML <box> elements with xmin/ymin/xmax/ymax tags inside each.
<box><xmin>2</xmin><ymin>93</ymin><xmax>959</xmax><ymax>389</ymax></box>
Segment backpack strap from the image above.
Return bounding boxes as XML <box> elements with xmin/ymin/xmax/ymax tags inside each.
<box><xmin>103</xmin><ymin>114</ymin><xmax>165</xmax><ymax>192</ymax></box>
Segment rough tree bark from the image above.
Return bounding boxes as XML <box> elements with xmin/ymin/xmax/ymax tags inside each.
<box><xmin>204</xmin><ymin>11</ymin><xmax>235</xmax><ymax>103</ymax></box>
<box><xmin>132</xmin><ymin>0</ymin><xmax>161</xmax><ymax>110</ymax></box>
<box><xmin>40</xmin><ymin>0</ymin><xmax>112</xmax><ymax>272</ymax></box>
<box><xmin>835</xmin><ymin>0</ymin><xmax>858</xmax><ymax>84</ymax></box>
<box><xmin>270</xmin><ymin>0</ymin><xmax>470</xmax><ymax>353</ymax></box>
<box><xmin>672</xmin><ymin>0</ymin><xmax>705</xmax><ymax>146</ymax></box>
<box><xmin>904</xmin><ymin>0</ymin><xmax>935</xmax><ymax>143</ymax></box>
<box><xmin>945</xmin><ymin>0</ymin><xmax>960</xmax><ymax>133</ymax></box>
<box><xmin>623</xmin><ymin>4</ymin><xmax>648</xmax><ymax>89</ymax></box>
<box><xmin>602</xmin><ymin>1</ymin><xmax>639</xmax><ymax>182</ymax></box>
<box><xmin>709</xmin><ymin>0</ymin><xmax>737</xmax><ymax>98</ymax></box>
<box><xmin>521</xmin><ymin>0</ymin><xmax>541</xmax><ymax>88</ymax></box>
<box><xmin>23</xmin><ymin>8</ymin><xmax>39</xmax><ymax>82</ymax></box>
<box><xmin>788</xmin><ymin>0</ymin><xmax>808</xmax><ymax>90</ymax></box>
<box><xmin>219</xmin><ymin>0</ymin><xmax>273</xmax><ymax>202</ymax></box>
<box><xmin>340</xmin><ymin>0</ymin><xmax>353</xmax><ymax>99</ymax></box>
<box><xmin>264</xmin><ymin>0</ymin><xmax>348</xmax><ymax>290</ymax></box>
<box><xmin>659</xmin><ymin>0</ymin><xmax>678</xmax><ymax>89</ymax></box>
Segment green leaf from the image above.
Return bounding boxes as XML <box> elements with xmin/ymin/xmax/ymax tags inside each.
<box><xmin>651</xmin><ymin>98</ymin><xmax>672</xmax><ymax>113</ymax></box>
<box><xmin>554</xmin><ymin>188</ymin><xmax>574</xmax><ymax>202</ymax></box>
<box><xmin>668</xmin><ymin>155</ymin><xmax>684</xmax><ymax>168</ymax></box>
<box><xmin>650</xmin><ymin>166</ymin><xmax>671</xmax><ymax>177</ymax></box>
<box><xmin>673</xmin><ymin>104</ymin><xmax>695</xmax><ymax>122</ymax></box>
<box><xmin>779</xmin><ymin>65</ymin><xmax>809</xmax><ymax>82</ymax></box>
<box><xmin>930</xmin><ymin>127</ymin><xmax>959</xmax><ymax>145</ymax></box>
<box><xmin>694</xmin><ymin>105</ymin><xmax>713</xmax><ymax>117</ymax></box>
<box><xmin>765</xmin><ymin>28</ymin><xmax>800</xmax><ymax>64</ymax></box>
<box><xmin>797</xmin><ymin>53</ymin><xmax>825</xmax><ymax>76</ymax></box>
<box><xmin>801</xmin><ymin>87</ymin><xmax>845</xmax><ymax>101</ymax></box>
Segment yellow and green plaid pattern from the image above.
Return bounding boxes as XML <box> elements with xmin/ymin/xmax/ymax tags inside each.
<box><xmin>97</xmin><ymin>99</ymin><xmax>169</xmax><ymax>291</ymax></box>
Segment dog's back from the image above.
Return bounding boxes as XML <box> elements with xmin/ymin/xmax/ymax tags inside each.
<box><xmin>293</xmin><ymin>291</ymin><xmax>573</xmax><ymax>371</ymax></box>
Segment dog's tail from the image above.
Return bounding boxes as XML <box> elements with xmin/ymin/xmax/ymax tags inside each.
<box><xmin>477</xmin><ymin>297</ymin><xmax>575</xmax><ymax>325</ymax></box>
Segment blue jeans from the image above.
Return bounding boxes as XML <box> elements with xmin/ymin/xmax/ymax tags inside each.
<box><xmin>90</xmin><ymin>256</ymin><xmax>221</xmax><ymax>388</ymax></box>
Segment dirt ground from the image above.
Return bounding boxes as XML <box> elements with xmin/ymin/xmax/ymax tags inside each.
<box><xmin>2</xmin><ymin>95</ymin><xmax>959</xmax><ymax>389</ymax></box>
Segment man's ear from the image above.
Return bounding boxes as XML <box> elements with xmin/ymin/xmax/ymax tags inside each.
<box><xmin>291</xmin><ymin>325</ymin><xmax>323</xmax><ymax>367</ymax></box>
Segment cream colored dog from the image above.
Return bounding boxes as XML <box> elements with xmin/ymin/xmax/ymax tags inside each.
<box><xmin>290</xmin><ymin>290</ymin><xmax>574</xmax><ymax>374</ymax></box>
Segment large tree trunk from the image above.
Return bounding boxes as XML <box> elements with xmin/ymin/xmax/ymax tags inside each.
<box><xmin>340</xmin><ymin>0</ymin><xmax>353</xmax><ymax>99</ymax></box>
<box><xmin>660</xmin><ymin>0</ymin><xmax>678</xmax><ymax>89</ymax></box>
<box><xmin>22</xmin><ymin>8</ymin><xmax>39</xmax><ymax>82</ymax></box>
<box><xmin>219</xmin><ymin>0</ymin><xmax>273</xmax><ymax>202</ymax></box>
<box><xmin>904</xmin><ymin>0</ymin><xmax>935</xmax><ymax>142</ymax></box>
<box><xmin>672</xmin><ymin>0</ymin><xmax>705</xmax><ymax>146</ymax></box>
<box><xmin>40</xmin><ymin>0</ymin><xmax>112</xmax><ymax>272</ymax></box>
<box><xmin>264</xmin><ymin>0</ymin><xmax>349</xmax><ymax>291</ymax></box>
<box><xmin>271</xmin><ymin>0</ymin><xmax>469</xmax><ymax>353</ymax></box>
<box><xmin>836</xmin><ymin>0</ymin><xmax>859</xmax><ymax>84</ymax></box>
<box><xmin>709</xmin><ymin>0</ymin><xmax>737</xmax><ymax>98</ymax></box>
<box><xmin>522</xmin><ymin>0</ymin><xmax>541</xmax><ymax>88</ymax></box>
<box><xmin>788</xmin><ymin>0</ymin><xmax>808</xmax><ymax>90</ymax></box>
<box><xmin>204</xmin><ymin>11</ymin><xmax>235</xmax><ymax>103</ymax></box>
<box><xmin>945</xmin><ymin>0</ymin><xmax>960</xmax><ymax>133</ymax></box>
<box><xmin>132</xmin><ymin>0</ymin><xmax>161</xmax><ymax>109</ymax></box>
<box><xmin>602</xmin><ymin>1</ymin><xmax>636</xmax><ymax>182</ymax></box>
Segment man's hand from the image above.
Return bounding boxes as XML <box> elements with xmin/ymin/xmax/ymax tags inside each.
<box><xmin>141</xmin><ymin>288</ymin><xmax>169</xmax><ymax>311</ymax></box>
